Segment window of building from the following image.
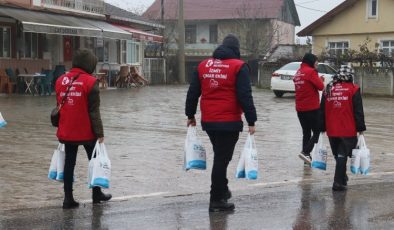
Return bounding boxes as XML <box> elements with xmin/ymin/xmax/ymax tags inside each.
<box><xmin>22</xmin><ymin>32</ymin><xmax>38</xmax><ymax>59</ymax></box>
<box><xmin>368</xmin><ymin>0</ymin><xmax>378</xmax><ymax>18</ymax></box>
<box><xmin>127</xmin><ymin>40</ymin><xmax>140</xmax><ymax>64</ymax></box>
<box><xmin>95</xmin><ymin>38</ymin><xmax>110</xmax><ymax>63</ymax></box>
<box><xmin>381</xmin><ymin>40</ymin><xmax>394</xmax><ymax>56</ymax></box>
<box><xmin>209</xmin><ymin>25</ymin><xmax>218</xmax><ymax>43</ymax></box>
<box><xmin>185</xmin><ymin>25</ymin><xmax>197</xmax><ymax>44</ymax></box>
<box><xmin>328</xmin><ymin>41</ymin><xmax>349</xmax><ymax>57</ymax></box>
<box><xmin>0</xmin><ymin>27</ymin><xmax>11</xmax><ymax>58</ymax></box>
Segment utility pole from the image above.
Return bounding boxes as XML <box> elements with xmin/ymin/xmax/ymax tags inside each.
<box><xmin>178</xmin><ymin>0</ymin><xmax>186</xmax><ymax>84</ymax></box>
<box><xmin>160</xmin><ymin>0</ymin><xmax>164</xmax><ymax>57</ymax></box>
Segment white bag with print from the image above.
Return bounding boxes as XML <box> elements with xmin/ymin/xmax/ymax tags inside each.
<box><xmin>244</xmin><ymin>134</ymin><xmax>259</xmax><ymax>180</ymax></box>
<box><xmin>48</xmin><ymin>143</ymin><xmax>65</xmax><ymax>181</ymax></box>
<box><xmin>89</xmin><ymin>142</ymin><xmax>111</xmax><ymax>188</ymax></box>
<box><xmin>311</xmin><ymin>133</ymin><xmax>328</xmax><ymax>170</ymax></box>
<box><xmin>358</xmin><ymin>135</ymin><xmax>370</xmax><ymax>175</ymax></box>
<box><xmin>184</xmin><ymin>126</ymin><xmax>207</xmax><ymax>170</ymax></box>
<box><xmin>55</xmin><ymin>144</ymin><xmax>65</xmax><ymax>181</ymax></box>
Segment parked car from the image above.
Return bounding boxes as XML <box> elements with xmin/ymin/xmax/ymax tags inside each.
<box><xmin>270</xmin><ymin>62</ymin><xmax>337</xmax><ymax>97</ymax></box>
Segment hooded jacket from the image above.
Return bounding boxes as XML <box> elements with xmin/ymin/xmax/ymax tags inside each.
<box><xmin>185</xmin><ymin>45</ymin><xmax>257</xmax><ymax>131</ymax></box>
<box><xmin>293</xmin><ymin>63</ymin><xmax>324</xmax><ymax>112</ymax></box>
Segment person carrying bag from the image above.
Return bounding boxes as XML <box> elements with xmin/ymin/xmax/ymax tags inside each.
<box><xmin>320</xmin><ymin>65</ymin><xmax>366</xmax><ymax>191</ymax></box>
<box><xmin>54</xmin><ymin>49</ymin><xmax>111</xmax><ymax>209</ymax></box>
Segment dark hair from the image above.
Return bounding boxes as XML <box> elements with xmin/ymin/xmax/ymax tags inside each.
<box><xmin>72</xmin><ymin>49</ymin><xmax>98</xmax><ymax>74</ymax></box>
<box><xmin>302</xmin><ymin>53</ymin><xmax>318</xmax><ymax>68</ymax></box>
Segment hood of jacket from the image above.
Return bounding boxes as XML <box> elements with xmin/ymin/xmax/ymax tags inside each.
<box><xmin>212</xmin><ymin>45</ymin><xmax>240</xmax><ymax>60</ymax></box>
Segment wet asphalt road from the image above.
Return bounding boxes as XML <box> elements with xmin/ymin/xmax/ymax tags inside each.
<box><xmin>0</xmin><ymin>86</ymin><xmax>394</xmax><ymax>229</ymax></box>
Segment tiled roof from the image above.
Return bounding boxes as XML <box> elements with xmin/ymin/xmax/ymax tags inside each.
<box><xmin>144</xmin><ymin>0</ymin><xmax>296</xmax><ymax>21</ymax></box>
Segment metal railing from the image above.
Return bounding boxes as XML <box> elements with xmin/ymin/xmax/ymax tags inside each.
<box><xmin>41</xmin><ymin>0</ymin><xmax>105</xmax><ymax>14</ymax></box>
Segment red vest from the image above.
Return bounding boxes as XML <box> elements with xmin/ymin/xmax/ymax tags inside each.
<box><xmin>293</xmin><ymin>63</ymin><xmax>324</xmax><ymax>112</ymax></box>
<box><xmin>198</xmin><ymin>58</ymin><xmax>244</xmax><ymax>122</ymax></box>
<box><xmin>55</xmin><ymin>68</ymin><xmax>97</xmax><ymax>142</ymax></box>
<box><xmin>325</xmin><ymin>82</ymin><xmax>359</xmax><ymax>137</ymax></box>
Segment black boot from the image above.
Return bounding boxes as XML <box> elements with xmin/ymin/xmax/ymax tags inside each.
<box><xmin>209</xmin><ymin>199</ymin><xmax>235</xmax><ymax>212</ymax></box>
<box><xmin>92</xmin><ymin>187</ymin><xmax>112</xmax><ymax>204</ymax></box>
<box><xmin>63</xmin><ymin>191</ymin><xmax>79</xmax><ymax>209</ymax></box>
<box><xmin>332</xmin><ymin>182</ymin><xmax>347</xmax><ymax>191</ymax></box>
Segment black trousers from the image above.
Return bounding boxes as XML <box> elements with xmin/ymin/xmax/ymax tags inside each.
<box><xmin>329</xmin><ymin>137</ymin><xmax>358</xmax><ymax>185</ymax></box>
<box><xmin>63</xmin><ymin>141</ymin><xmax>96</xmax><ymax>192</ymax></box>
<box><xmin>297</xmin><ymin>109</ymin><xmax>320</xmax><ymax>155</ymax></box>
<box><xmin>206</xmin><ymin>130</ymin><xmax>239</xmax><ymax>201</ymax></box>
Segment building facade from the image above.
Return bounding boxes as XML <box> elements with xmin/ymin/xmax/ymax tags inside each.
<box><xmin>144</xmin><ymin>0</ymin><xmax>300</xmax><ymax>83</ymax></box>
<box><xmin>0</xmin><ymin>0</ymin><xmax>163</xmax><ymax>79</ymax></box>
<box><xmin>298</xmin><ymin>0</ymin><xmax>394</xmax><ymax>58</ymax></box>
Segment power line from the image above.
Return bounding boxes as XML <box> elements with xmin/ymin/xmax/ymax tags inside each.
<box><xmin>295</xmin><ymin>4</ymin><xmax>327</xmax><ymax>13</ymax></box>
<box><xmin>297</xmin><ymin>0</ymin><xmax>321</xmax><ymax>4</ymax></box>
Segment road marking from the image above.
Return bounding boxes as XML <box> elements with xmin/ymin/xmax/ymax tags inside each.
<box><xmin>249</xmin><ymin>171</ymin><xmax>394</xmax><ymax>187</ymax></box>
<box><xmin>80</xmin><ymin>192</ymin><xmax>170</xmax><ymax>203</ymax></box>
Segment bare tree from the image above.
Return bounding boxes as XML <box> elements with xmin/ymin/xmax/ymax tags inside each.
<box><xmin>232</xmin><ymin>0</ymin><xmax>288</xmax><ymax>60</ymax></box>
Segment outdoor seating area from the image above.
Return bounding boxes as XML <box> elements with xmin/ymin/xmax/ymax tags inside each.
<box><xmin>114</xmin><ymin>65</ymin><xmax>149</xmax><ymax>88</ymax></box>
<box><xmin>0</xmin><ymin>64</ymin><xmax>65</xmax><ymax>96</ymax></box>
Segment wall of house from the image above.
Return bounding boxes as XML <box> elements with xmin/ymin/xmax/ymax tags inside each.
<box><xmin>273</xmin><ymin>19</ymin><xmax>295</xmax><ymax>45</ymax></box>
<box><xmin>312</xmin><ymin>33</ymin><xmax>394</xmax><ymax>55</ymax></box>
<box><xmin>312</xmin><ymin>0</ymin><xmax>394</xmax><ymax>36</ymax></box>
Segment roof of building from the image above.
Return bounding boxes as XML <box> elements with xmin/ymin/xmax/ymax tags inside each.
<box><xmin>104</xmin><ymin>3</ymin><xmax>164</xmax><ymax>28</ymax></box>
<box><xmin>143</xmin><ymin>0</ymin><xmax>300</xmax><ymax>25</ymax></box>
<box><xmin>297</xmin><ymin>0</ymin><xmax>358</xmax><ymax>36</ymax></box>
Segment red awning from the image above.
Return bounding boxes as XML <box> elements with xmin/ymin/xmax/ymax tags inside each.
<box><xmin>112</xmin><ymin>24</ymin><xmax>163</xmax><ymax>43</ymax></box>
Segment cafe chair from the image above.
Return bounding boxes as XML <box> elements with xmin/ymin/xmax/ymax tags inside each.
<box><xmin>5</xmin><ymin>68</ymin><xmax>17</xmax><ymax>94</ymax></box>
<box><xmin>39</xmin><ymin>70</ymin><xmax>55</xmax><ymax>96</ymax></box>
<box><xmin>115</xmin><ymin>65</ymin><xmax>129</xmax><ymax>88</ymax></box>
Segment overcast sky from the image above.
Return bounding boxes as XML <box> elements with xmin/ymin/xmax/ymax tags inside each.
<box><xmin>105</xmin><ymin>0</ymin><xmax>345</xmax><ymax>34</ymax></box>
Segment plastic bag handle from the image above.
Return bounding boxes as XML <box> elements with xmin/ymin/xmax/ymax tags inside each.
<box><xmin>249</xmin><ymin>134</ymin><xmax>257</xmax><ymax>150</ymax></box>
<box><xmin>359</xmin><ymin>134</ymin><xmax>367</xmax><ymax>149</ymax></box>
<box><xmin>99</xmin><ymin>143</ymin><xmax>109</xmax><ymax>161</ymax></box>
<box><xmin>318</xmin><ymin>132</ymin><xmax>325</xmax><ymax>146</ymax></box>
<box><xmin>91</xmin><ymin>141</ymin><xmax>100</xmax><ymax>159</ymax></box>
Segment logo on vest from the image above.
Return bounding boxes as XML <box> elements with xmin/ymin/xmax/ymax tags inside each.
<box><xmin>62</xmin><ymin>77</ymin><xmax>70</xmax><ymax>85</ymax></box>
<box><xmin>209</xmin><ymin>79</ymin><xmax>219</xmax><ymax>88</ymax></box>
<box><xmin>206</xmin><ymin>59</ymin><xmax>214</xmax><ymax>68</ymax></box>
<box><xmin>333</xmin><ymin>100</ymin><xmax>342</xmax><ymax>108</ymax></box>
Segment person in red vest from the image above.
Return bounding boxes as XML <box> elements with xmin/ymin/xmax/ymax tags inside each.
<box><xmin>293</xmin><ymin>53</ymin><xmax>325</xmax><ymax>164</ymax></box>
<box><xmin>320</xmin><ymin>65</ymin><xmax>366</xmax><ymax>191</ymax></box>
<box><xmin>55</xmin><ymin>49</ymin><xmax>111</xmax><ymax>209</ymax></box>
<box><xmin>185</xmin><ymin>34</ymin><xmax>257</xmax><ymax>212</ymax></box>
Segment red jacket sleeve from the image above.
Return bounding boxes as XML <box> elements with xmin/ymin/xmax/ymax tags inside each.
<box><xmin>309</xmin><ymin>69</ymin><xmax>324</xmax><ymax>91</ymax></box>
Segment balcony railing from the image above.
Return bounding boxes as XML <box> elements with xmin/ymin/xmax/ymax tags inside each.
<box><xmin>41</xmin><ymin>0</ymin><xmax>105</xmax><ymax>15</ymax></box>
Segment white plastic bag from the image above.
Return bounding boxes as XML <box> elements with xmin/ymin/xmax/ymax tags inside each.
<box><xmin>0</xmin><ymin>112</ymin><xmax>7</xmax><ymax>128</ymax></box>
<box><xmin>89</xmin><ymin>142</ymin><xmax>111</xmax><ymax>188</ymax></box>
<box><xmin>244</xmin><ymin>134</ymin><xmax>258</xmax><ymax>180</ymax></box>
<box><xmin>48</xmin><ymin>143</ymin><xmax>65</xmax><ymax>181</ymax></box>
<box><xmin>235</xmin><ymin>146</ymin><xmax>246</xmax><ymax>178</ymax></box>
<box><xmin>311</xmin><ymin>133</ymin><xmax>328</xmax><ymax>170</ymax></box>
<box><xmin>351</xmin><ymin>137</ymin><xmax>362</xmax><ymax>174</ymax></box>
<box><xmin>55</xmin><ymin>144</ymin><xmax>65</xmax><ymax>181</ymax></box>
<box><xmin>358</xmin><ymin>135</ymin><xmax>370</xmax><ymax>175</ymax></box>
<box><xmin>48</xmin><ymin>144</ymin><xmax>59</xmax><ymax>180</ymax></box>
<box><xmin>184</xmin><ymin>126</ymin><xmax>206</xmax><ymax>170</ymax></box>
